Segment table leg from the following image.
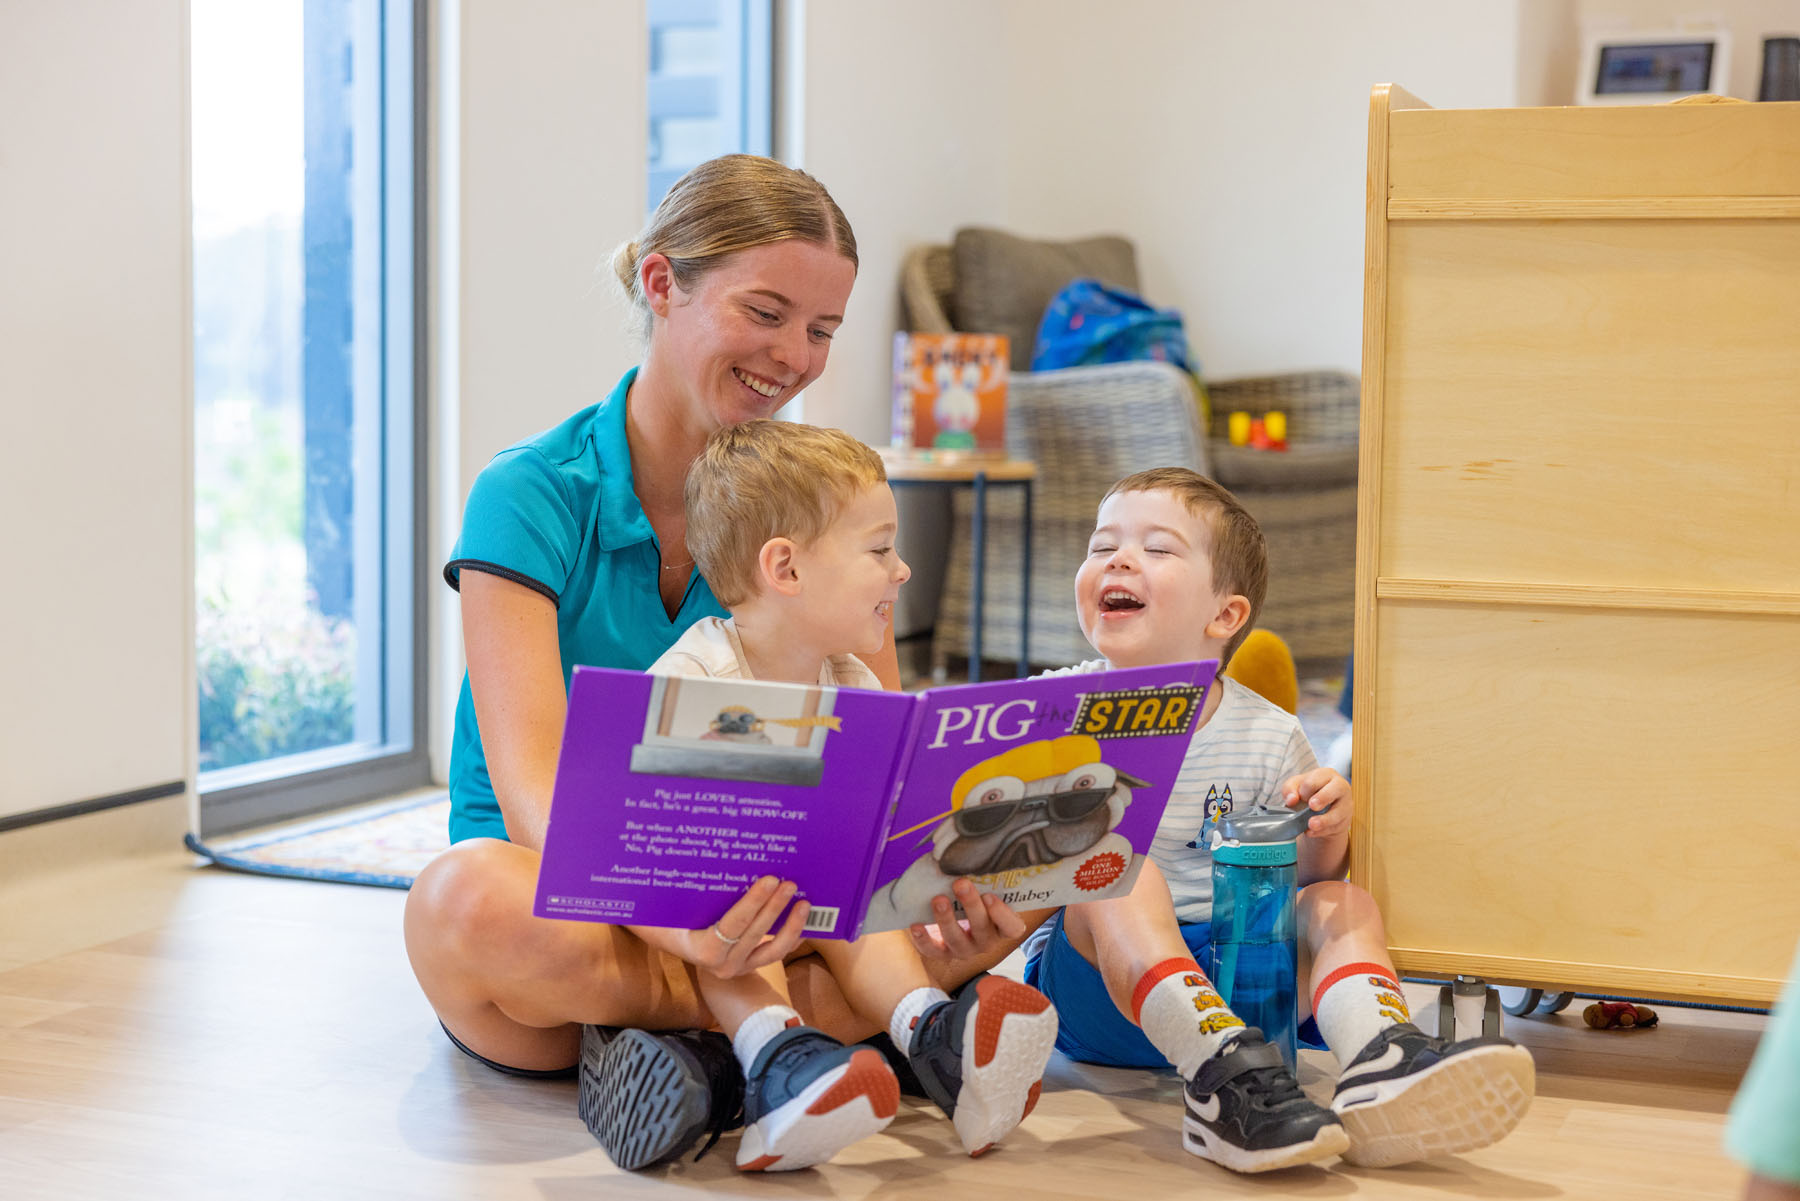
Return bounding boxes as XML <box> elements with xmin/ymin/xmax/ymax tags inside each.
<box><xmin>1019</xmin><ymin>478</ymin><xmax>1032</xmax><ymax>678</ymax></box>
<box><xmin>970</xmin><ymin>472</ymin><xmax>986</xmax><ymax>683</ymax></box>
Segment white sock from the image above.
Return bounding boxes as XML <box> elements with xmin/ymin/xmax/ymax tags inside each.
<box><xmin>1132</xmin><ymin>958</ymin><xmax>1245</xmax><ymax>1078</ymax></box>
<box><xmin>1312</xmin><ymin>962</ymin><xmax>1410</xmax><ymax>1070</ymax></box>
<box><xmin>889</xmin><ymin>985</ymin><xmax>952</xmax><ymax>1053</ymax></box>
<box><xmin>732</xmin><ymin>1004</ymin><xmax>804</xmax><ymax>1073</ymax></box>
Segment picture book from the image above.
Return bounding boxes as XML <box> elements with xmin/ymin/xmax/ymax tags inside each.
<box><xmin>534</xmin><ymin>660</ymin><xmax>1218</xmax><ymax>939</ymax></box>
<box><xmin>890</xmin><ymin>332</ymin><xmax>1010</xmax><ymax>455</ymax></box>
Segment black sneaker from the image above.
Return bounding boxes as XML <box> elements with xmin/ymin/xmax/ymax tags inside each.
<box><xmin>577</xmin><ymin>1025</ymin><xmax>745</xmax><ymax>1171</ymax></box>
<box><xmin>1182</xmin><ymin>1029</ymin><xmax>1350</xmax><ymax>1172</ymax></box>
<box><xmin>735</xmin><ymin>1026</ymin><xmax>899</xmax><ymax>1172</ymax></box>
<box><xmin>1329</xmin><ymin>1022</ymin><xmax>1535</xmax><ymax>1167</ymax></box>
<box><xmin>905</xmin><ymin>975</ymin><xmax>1059</xmax><ymax>1156</ymax></box>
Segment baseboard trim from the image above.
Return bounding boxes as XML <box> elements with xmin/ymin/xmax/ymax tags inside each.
<box><xmin>0</xmin><ymin>781</ymin><xmax>188</xmax><ymax>834</ymax></box>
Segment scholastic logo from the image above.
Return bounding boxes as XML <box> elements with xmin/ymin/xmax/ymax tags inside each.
<box><xmin>1070</xmin><ymin>685</ymin><xmax>1203</xmax><ymax>740</ymax></box>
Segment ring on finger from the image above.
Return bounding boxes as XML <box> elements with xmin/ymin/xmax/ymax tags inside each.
<box><xmin>710</xmin><ymin>924</ymin><xmax>742</xmax><ymax>947</ymax></box>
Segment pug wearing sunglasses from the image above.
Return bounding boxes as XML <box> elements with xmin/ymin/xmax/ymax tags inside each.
<box><xmin>864</xmin><ymin>735</ymin><xmax>1149</xmax><ymax>931</ymax></box>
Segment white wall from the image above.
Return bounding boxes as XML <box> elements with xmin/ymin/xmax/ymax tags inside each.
<box><xmin>990</xmin><ymin>1</ymin><xmax>1524</xmax><ymax>386</ymax></box>
<box><xmin>430</xmin><ymin>0</ymin><xmax>648</xmax><ymax>777</ymax></box>
<box><xmin>789</xmin><ymin>2</ymin><xmax>1016</xmax><ymax>442</ymax></box>
<box><xmin>0</xmin><ymin>2</ymin><xmax>192</xmax><ymax>821</ymax></box>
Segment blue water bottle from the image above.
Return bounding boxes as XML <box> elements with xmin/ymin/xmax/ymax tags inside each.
<box><xmin>1207</xmin><ymin>801</ymin><xmax>1313</xmax><ymax>1069</ymax></box>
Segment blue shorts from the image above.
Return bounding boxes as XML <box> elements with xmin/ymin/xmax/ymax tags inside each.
<box><xmin>1022</xmin><ymin>909</ymin><xmax>1323</xmax><ymax>1069</ymax></box>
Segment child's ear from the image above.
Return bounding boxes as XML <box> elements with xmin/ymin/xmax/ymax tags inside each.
<box><xmin>1205</xmin><ymin>594</ymin><xmax>1252</xmax><ymax>643</ymax></box>
<box><xmin>758</xmin><ymin>537</ymin><xmax>803</xmax><ymax>596</ymax></box>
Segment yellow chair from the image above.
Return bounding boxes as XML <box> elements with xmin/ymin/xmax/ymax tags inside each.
<box><xmin>1222</xmin><ymin>628</ymin><xmax>1297</xmax><ymax>715</ymax></box>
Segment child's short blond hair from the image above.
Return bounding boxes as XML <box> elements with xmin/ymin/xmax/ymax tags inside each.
<box><xmin>1103</xmin><ymin>467</ymin><xmax>1268</xmax><ymax>666</ymax></box>
<box><xmin>686</xmin><ymin>420</ymin><xmax>887</xmax><ymax>607</ymax></box>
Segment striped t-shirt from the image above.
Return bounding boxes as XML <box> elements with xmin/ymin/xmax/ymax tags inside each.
<box><xmin>1046</xmin><ymin>663</ymin><xmax>1317</xmax><ymax>924</ymax></box>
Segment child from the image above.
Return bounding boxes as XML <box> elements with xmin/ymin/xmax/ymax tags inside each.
<box><xmin>609</xmin><ymin>419</ymin><xmax>1058</xmax><ymax>1172</ymax></box>
<box><xmin>1021</xmin><ymin>466</ymin><xmax>1535</xmax><ymax>1172</ymax></box>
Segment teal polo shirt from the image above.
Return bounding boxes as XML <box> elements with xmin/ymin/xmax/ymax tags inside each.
<box><xmin>443</xmin><ymin>367</ymin><xmax>728</xmax><ymax>843</ymax></box>
<box><xmin>1727</xmin><ymin>940</ymin><xmax>1800</xmax><ymax>1184</ymax></box>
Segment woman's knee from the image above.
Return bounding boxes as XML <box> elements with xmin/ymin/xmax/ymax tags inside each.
<box><xmin>406</xmin><ymin>839</ymin><xmax>603</xmax><ymax>976</ymax></box>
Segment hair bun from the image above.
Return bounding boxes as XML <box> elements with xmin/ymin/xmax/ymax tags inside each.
<box><xmin>611</xmin><ymin>239</ymin><xmax>640</xmax><ymax>293</ymax></box>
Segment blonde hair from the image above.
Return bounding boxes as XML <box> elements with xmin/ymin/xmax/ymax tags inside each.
<box><xmin>1102</xmin><ymin>467</ymin><xmax>1269</xmax><ymax>666</ymax></box>
<box><xmin>686</xmin><ymin>420</ymin><xmax>887</xmax><ymax>607</ymax></box>
<box><xmin>610</xmin><ymin>155</ymin><xmax>858</xmax><ymax>342</ymax></box>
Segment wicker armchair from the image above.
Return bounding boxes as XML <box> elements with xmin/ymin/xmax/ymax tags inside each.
<box><xmin>902</xmin><ymin>241</ymin><xmax>1359</xmax><ymax>672</ymax></box>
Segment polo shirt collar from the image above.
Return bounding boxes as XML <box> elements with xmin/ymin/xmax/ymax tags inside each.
<box><xmin>593</xmin><ymin>366</ymin><xmax>656</xmax><ymax>552</ymax></box>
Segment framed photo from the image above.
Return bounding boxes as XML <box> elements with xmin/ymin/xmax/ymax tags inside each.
<box><xmin>1578</xmin><ymin>30</ymin><xmax>1730</xmax><ymax>105</ymax></box>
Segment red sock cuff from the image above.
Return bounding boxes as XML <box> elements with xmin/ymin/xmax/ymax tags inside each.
<box><xmin>1131</xmin><ymin>957</ymin><xmax>1205</xmax><ymax>1025</ymax></box>
<box><xmin>1312</xmin><ymin>962</ymin><xmax>1401</xmax><ymax>1016</ymax></box>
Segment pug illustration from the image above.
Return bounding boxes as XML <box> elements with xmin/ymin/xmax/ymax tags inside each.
<box><xmin>700</xmin><ymin>705</ymin><xmax>773</xmax><ymax>745</ymax></box>
<box><xmin>862</xmin><ymin>735</ymin><xmax>1148</xmax><ymax>930</ymax></box>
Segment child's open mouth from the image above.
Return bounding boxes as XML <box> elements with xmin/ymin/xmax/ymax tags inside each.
<box><xmin>1099</xmin><ymin>588</ymin><xmax>1144</xmax><ymax>613</ymax></box>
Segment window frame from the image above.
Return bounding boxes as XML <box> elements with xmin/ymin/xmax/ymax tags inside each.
<box><xmin>197</xmin><ymin>0</ymin><xmax>430</xmax><ymax>836</ymax></box>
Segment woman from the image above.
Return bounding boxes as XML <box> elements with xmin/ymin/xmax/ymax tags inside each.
<box><xmin>403</xmin><ymin>156</ymin><xmax>1021</xmax><ymax>1169</ymax></box>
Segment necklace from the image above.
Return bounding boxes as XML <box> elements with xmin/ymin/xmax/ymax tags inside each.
<box><xmin>661</xmin><ymin>558</ymin><xmax>693</xmax><ymax>573</ymax></box>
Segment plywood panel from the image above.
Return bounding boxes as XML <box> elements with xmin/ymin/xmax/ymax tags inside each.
<box><xmin>1363</xmin><ymin>601</ymin><xmax>1800</xmax><ymax>1000</ymax></box>
<box><xmin>1378</xmin><ymin>219</ymin><xmax>1800</xmax><ymax>592</ymax></box>
<box><xmin>1389</xmin><ymin>102</ymin><xmax>1800</xmax><ymax>200</ymax></box>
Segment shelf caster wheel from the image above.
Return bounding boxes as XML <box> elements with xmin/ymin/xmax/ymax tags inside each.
<box><xmin>1540</xmin><ymin>991</ymin><xmax>1575</xmax><ymax>1015</ymax></box>
<box><xmin>1437</xmin><ymin>975</ymin><xmax>1504</xmax><ymax>1041</ymax></box>
<box><xmin>1498</xmin><ymin>987</ymin><xmax>1543</xmax><ymax>1016</ymax></box>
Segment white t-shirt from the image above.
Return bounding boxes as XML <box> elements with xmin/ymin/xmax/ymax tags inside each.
<box><xmin>1042</xmin><ymin>662</ymin><xmax>1317</xmax><ymax>924</ymax></box>
<box><xmin>648</xmin><ymin>615</ymin><xmax>883</xmax><ymax>690</ymax></box>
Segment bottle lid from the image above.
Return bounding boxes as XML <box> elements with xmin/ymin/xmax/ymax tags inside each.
<box><xmin>1217</xmin><ymin>802</ymin><xmax>1314</xmax><ymax>846</ymax></box>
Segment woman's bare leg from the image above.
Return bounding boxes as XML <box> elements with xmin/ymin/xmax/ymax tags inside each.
<box><xmin>403</xmin><ymin>838</ymin><xmax>712</xmax><ymax>1070</ymax></box>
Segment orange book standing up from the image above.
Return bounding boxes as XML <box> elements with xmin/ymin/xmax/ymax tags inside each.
<box><xmin>891</xmin><ymin>333</ymin><xmax>1010</xmax><ymax>455</ymax></box>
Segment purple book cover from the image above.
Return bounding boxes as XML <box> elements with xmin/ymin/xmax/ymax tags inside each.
<box><xmin>856</xmin><ymin>661</ymin><xmax>1216</xmax><ymax>934</ymax></box>
<box><xmin>535</xmin><ymin>661</ymin><xmax>1216</xmax><ymax>939</ymax></box>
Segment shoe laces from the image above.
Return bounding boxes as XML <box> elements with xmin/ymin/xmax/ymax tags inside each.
<box><xmin>1237</xmin><ymin>1061</ymin><xmax>1309</xmax><ymax>1111</ymax></box>
<box><xmin>665</xmin><ymin>1029</ymin><xmax>745</xmax><ymax>1162</ymax></box>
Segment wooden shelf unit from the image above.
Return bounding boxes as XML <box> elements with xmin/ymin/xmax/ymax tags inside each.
<box><xmin>1351</xmin><ymin>87</ymin><xmax>1800</xmax><ymax>1006</ymax></box>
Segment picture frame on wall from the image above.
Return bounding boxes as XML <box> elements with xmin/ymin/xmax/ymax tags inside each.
<box><xmin>1577</xmin><ymin>29</ymin><xmax>1731</xmax><ymax>104</ymax></box>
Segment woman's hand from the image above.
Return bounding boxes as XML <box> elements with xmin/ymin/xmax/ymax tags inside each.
<box><xmin>906</xmin><ymin>877</ymin><xmax>1028</xmax><ymax>962</ymax></box>
<box><xmin>629</xmin><ymin>876</ymin><xmax>811</xmax><ymax>979</ymax></box>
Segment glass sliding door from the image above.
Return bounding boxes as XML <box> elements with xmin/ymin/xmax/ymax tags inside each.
<box><xmin>191</xmin><ymin>0</ymin><xmax>425</xmax><ymax>833</ymax></box>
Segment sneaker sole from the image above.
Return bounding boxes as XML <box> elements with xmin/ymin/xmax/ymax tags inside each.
<box><xmin>736</xmin><ymin>1048</ymin><xmax>899</xmax><ymax>1172</ymax></box>
<box><xmin>951</xmin><ymin>976</ymin><xmax>1059</xmax><ymax>1157</ymax></box>
<box><xmin>578</xmin><ymin>1027</ymin><xmax>711</xmax><ymax>1171</ymax></box>
<box><xmin>1332</xmin><ymin>1043</ymin><xmax>1536</xmax><ymax>1168</ymax></box>
<box><xmin>1180</xmin><ymin>1112</ymin><xmax>1350</xmax><ymax>1173</ymax></box>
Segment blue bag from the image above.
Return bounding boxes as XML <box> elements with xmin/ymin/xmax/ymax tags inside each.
<box><xmin>1030</xmin><ymin>278</ymin><xmax>1198</xmax><ymax>375</ymax></box>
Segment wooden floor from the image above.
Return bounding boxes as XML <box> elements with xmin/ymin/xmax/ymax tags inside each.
<box><xmin>0</xmin><ymin>849</ymin><xmax>1763</xmax><ymax>1200</ymax></box>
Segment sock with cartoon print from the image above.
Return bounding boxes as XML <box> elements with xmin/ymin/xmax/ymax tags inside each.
<box><xmin>1132</xmin><ymin>957</ymin><xmax>1247</xmax><ymax>1078</ymax></box>
<box><xmin>1312</xmin><ymin>962</ymin><xmax>1411</xmax><ymax>1070</ymax></box>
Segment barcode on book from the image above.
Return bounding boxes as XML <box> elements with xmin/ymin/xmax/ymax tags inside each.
<box><xmin>802</xmin><ymin>906</ymin><xmax>839</xmax><ymax>933</ymax></box>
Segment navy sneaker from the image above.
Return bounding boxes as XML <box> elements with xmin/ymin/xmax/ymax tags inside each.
<box><xmin>735</xmin><ymin>1026</ymin><xmax>899</xmax><ymax>1171</ymax></box>
<box><xmin>1182</xmin><ymin>1029</ymin><xmax>1350</xmax><ymax>1172</ymax></box>
<box><xmin>906</xmin><ymin>975</ymin><xmax>1059</xmax><ymax>1156</ymax></box>
<box><xmin>578</xmin><ymin>1025</ymin><xmax>744</xmax><ymax>1171</ymax></box>
<box><xmin>1330</xmin><ymin>1021</ymin><xmax>1535</xmax><ymax>1167</ymax></box>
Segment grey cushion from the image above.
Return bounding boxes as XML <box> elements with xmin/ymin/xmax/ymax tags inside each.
<box><xmin>951</xmin><ymin>228</ymin><xmax>1140</xmax><ymax>370</ymax></box>
<box><xmin>1207</xmin><ymin>442</ymin><xmax>1360</xmax><ymax>491</ymax></box>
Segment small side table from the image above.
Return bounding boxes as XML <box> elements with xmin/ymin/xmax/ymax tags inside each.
<box><xmin>880</xmin><ymin>452</ymin><xmax>1037</xmax><ymax>681</ymax></box>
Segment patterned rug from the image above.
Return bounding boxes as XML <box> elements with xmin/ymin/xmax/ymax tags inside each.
<box><xmin>184</xmin><ymin>791</ymin><xmax>450</xmax><ymax>889</ymax></box>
